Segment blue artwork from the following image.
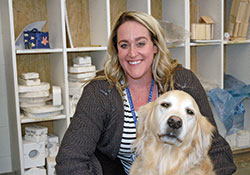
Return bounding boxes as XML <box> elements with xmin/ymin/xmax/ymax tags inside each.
<box><xmin>24</xmin><ymin>28</ymin><xmax>50</xmax><ymax>49</ymax></box>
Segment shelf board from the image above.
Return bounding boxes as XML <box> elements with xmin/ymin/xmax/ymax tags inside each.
<box><xmin>16</xmin><ymin>48</ymin><xmax>63</xmax><ymax>54</ymax></box>
<box><xmin>66</xmin><ymin>46</ymin><xmax>107</xmax><ymax>52</ymax></box>
<box><xmin>167</xmin><ymin>43</ymin><xmax>185</xmax><ymax>49</ymax></box>
<box><xmin>190</xmin><ymin>40</ymin><xmax>221</xmax><ymax>47</ymax></box>
<box><xmin>224</xmin><ymin>40</ymin><xmax>250</xmax><ymax>45</ymax></box>
<box><xmin>21</xmin><ymin>114</ymin><xmax>66</xmax><ymax>123</ymax></box>
<box><xmin>232</xmin><ymin>146</ymin><xmax>250</xmax><ymax>155</ymax></box>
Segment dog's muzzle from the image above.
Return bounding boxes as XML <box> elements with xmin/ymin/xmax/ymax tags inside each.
<box><xmin>165</xmin><ymin>116</ymin><xmax>182</xmax><ymax>139</ymax></box>
<box><xmin>167</xmin><ymin>116</ymin><xmax>182</xmax><ymax>129</ymax></box>
<box><xmin>158</xmin><ymin>115</ymin><xmax>183</xmax><ymax>144</ymax></box>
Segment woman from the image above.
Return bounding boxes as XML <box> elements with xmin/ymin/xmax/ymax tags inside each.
<box><xmin>56</xmin><ymin>11</ymin><xmax>236</xmax><ymax>175</ymax></box>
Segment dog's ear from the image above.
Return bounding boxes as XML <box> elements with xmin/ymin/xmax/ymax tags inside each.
<box><xmin>195</xmin><ymin>115</ymin><xmax>215</xmax><ymax>153</ymax></box>
<box><xmin>137</xmin><ymin>101</ymin><xmax>155</xmax><ymax>138</ymax></box>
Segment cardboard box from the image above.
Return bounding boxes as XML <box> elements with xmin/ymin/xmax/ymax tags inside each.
<box><xmin>191</xmin><ymin>16</ymin><xmax>214</xmax><ymax>40</ymax></box>
<box><xmin>227</xmin><ymin>0</ymin><xmax>250</xmax><ymax>40</ymax></box>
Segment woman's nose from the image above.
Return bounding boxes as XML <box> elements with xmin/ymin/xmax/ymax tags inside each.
<box><xmin>128</xmin><ymin>45</ymin><xmax>137</xmax><ymax>58</ymax></box>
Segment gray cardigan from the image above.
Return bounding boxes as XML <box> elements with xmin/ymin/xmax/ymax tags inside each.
<box><xmin>56</xmin><ymin>66</ymin><xmax>236</xmax><ymax>175</ymax></box>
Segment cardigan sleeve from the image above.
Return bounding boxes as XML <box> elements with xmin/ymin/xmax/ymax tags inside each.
<box><xmin>55</xmin><ymin>81</ymin><xmax>111</xmax><ymax>175</ymax></box>
<box><xmin>173</xmin><ymin>67</ymin><xmax>237</xmax><ymax>175</ymax></box>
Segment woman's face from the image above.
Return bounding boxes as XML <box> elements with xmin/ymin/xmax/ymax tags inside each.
<box><xmin>117</xmin><ymin>20</ymin><xmax>158</xmax><ymax>81</ymax></box>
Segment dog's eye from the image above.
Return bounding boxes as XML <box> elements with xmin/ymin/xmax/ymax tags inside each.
<box><xmin>186</xmin><ymin>109</ymin><xmax>194</xmax><ymax>115</ymax></box>
<box><xmin>161</xmin><ymin>102</ymin><xmax>171</xmax><ymax>108</ymax></box>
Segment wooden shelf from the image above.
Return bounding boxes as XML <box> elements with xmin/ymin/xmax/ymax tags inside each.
<box><xmin>233</xmin><ymin>146</ymin><xmax>250</xmax><ymax>155</ymax></box>
<box><xmin>66</xmin><ymin>46</ymin><xmax>107</xmax><ymax>52</ymax></box>
<box><xmin>16</xmin><ymin>48</ymin><xmax>63</xmax><ymax>54</ymax></box>
<box><xmin>224</xmin><ymin>40</ymin><xmax>250</xmax><ymax>45</ymax></box>
<box><xmin>190</xmin><ymin>40</ymin><xmax>221</xmax><ymax>47</ymax></box>
<box><xmin>20</xmin><ymin>114</ymin><xmax>66</xmax><ymax>124</ymax></box>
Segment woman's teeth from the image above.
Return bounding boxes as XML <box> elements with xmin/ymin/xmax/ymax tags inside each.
<box><xmin>129</xmin><ymin>60</ymin><xmax>141</xmax><ymax>65</ymax></box>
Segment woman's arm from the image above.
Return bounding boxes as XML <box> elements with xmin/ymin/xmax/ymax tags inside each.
<box><xmin>55</xmin><ymin>80</ymin><xmax>111</xmax><ymax>175</ymax></box>
<box><xmin>173</xmin><ymin>67</ymin><xmax>237</xmax><ymax>175</ymax></box>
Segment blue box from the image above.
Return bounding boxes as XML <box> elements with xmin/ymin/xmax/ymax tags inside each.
<box><xmin>24</xmin><ymin>28</ymin><xmax>50</xmax><ymax>49</ymax></box>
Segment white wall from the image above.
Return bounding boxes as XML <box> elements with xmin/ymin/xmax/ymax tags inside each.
<box><xmin>0</xmin><ymin>61</ymin><xmax>12</xmax><ymax>174</ymax></box>
<box><xmin>0</xmin><ymin>0</ymin><xmax>13</xmax><ymax>172</ymax></box>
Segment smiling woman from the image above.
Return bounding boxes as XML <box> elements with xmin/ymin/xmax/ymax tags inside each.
<box><xmin>55</xmin><ymin>11</ymin><xmax>236</xmax><ymax>175</ymax></box>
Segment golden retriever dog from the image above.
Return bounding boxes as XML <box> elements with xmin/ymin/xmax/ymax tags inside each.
<box><xmin>130</xmin><ymin>90</ymin><xmax>215</xmax><ymax>175</ymax></box>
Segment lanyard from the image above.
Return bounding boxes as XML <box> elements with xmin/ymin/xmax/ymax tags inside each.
<box><xmin>126</xmin><ymin>78</ymin><xmax>154</xmax><ymax>162</ymax></box>
<box><xmin>126</xmin><ymin>78</ymin><xmax>154</xmax><ymax>127</ymax></box>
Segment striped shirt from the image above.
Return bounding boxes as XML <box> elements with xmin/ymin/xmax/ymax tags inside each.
<box><xmin>117</xmin><ymin>89</ymin><xmax>137</xmax><ymax>174</ymax></box>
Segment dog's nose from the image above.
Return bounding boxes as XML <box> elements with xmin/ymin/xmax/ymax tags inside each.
<box><xmin>167</xmin><ymin>116</ymin><xmax>182</xmax><ymax>129</ymax></box>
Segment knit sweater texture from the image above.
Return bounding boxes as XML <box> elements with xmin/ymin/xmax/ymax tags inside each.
<box><xmin>56</xmin><ymin>66</ymin><xmax>237</xmax><ymax>175</ymax></box>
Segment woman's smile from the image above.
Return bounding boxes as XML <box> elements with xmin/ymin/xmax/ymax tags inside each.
<box><xmin>128</xmin><ymin>60</ymin><xmax>142</xmax><ymax>65</ymax></box>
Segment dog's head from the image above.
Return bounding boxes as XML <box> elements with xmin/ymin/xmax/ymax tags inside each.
<box><xmin>135</xmin><ymin>90</ymin><xmax>214</xmax><ymax>150</ymax></box>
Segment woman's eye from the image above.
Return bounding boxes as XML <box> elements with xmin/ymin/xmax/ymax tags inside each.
<box><xmin>137</xmin><ymin>42</ymin><xmax>145</xmax><ymax>47</ymax></box>
<box><xmin>120</xmin><ymin>44</ymin><xmax>128</xmax><ymax>48</ymax></box>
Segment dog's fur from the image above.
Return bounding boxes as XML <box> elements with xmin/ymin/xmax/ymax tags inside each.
<box><xmin>130</xmin><ymin>90</ymin><xmax>215</xmax><ymax>175</ymax></box>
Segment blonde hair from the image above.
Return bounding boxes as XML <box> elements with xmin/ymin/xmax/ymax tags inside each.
<box><xmin>97</xmin><ymin>11</ymin><xmax>178</xmax><ymax>95</ymax></box>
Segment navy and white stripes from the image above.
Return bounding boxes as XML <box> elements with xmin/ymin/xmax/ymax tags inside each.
<box><xmin>117</xmin><ymin>90</ymin><xmax>137</xmax><ymax>174</ymax></box>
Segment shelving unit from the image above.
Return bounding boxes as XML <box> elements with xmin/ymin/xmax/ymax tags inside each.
<box><xmin>223</xmin><ymin>0</ymin><xmax>250</xmax><ymax>152</ymax></box>
<box><xmin>1</xmin><ymin>0</ymin><xmax>69</xmax><ymax>174</ymax></box>
<box><xmin>1</xmin><ymin>0</ymin><xmax>249</xmax><ymax>174</ymax></box>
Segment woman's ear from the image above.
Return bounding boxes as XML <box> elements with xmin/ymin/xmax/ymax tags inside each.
<box><xmin>153</xmin><ymin>45</ymin><xmax>158</xmax><ymax>54</ymax></box>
